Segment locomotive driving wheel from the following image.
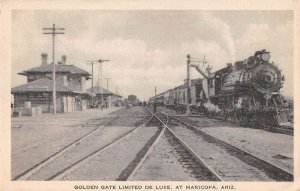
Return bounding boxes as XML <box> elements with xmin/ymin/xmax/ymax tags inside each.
<box><xmin>228</xmin><ymin>112</ymin><xmax>236</xmax><ymax>122</ymax></box>
<box><xmin>240</xmin><ymin>115</ymin><xmax>249</xmax><ymax>126</ymax></box>
<box><xmin>236</xmin><ymin>113</ymin><xmax>243</xmax><ymax>124</ymax></box>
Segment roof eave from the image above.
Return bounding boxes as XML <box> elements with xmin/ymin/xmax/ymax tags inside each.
<box><xmin>12</xmin><ymin>90</ymin><xmax>73</xmax><ymax>94</ymax></box>
<box><xmin>17</xmin><ymin>72</ymin><xmax>28</xmax><ymax>76</ymax></box>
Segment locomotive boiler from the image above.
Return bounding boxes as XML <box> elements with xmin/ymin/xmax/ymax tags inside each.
<box><xmin>204</xmin><ymin>49</ymin><xmax>287</xmax><ymax>126</ymax></box>
<box><xmin>151</xmin><ymin>50</ymin><xmax>289</xmax><ymax>126</ymax></box>
<box><xmin>220</xmin><ymin>50</ymin><xmax>281</xmax><ymax>94</ymax></box>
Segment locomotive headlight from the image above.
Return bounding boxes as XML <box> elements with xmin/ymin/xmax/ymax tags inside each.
<box><xmin>261</xmin><ymin>52</ymin><xmax>270</xmax><ymax>61</ymax></box>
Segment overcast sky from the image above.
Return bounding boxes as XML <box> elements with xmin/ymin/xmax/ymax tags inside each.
<box><xmin>12</xmin><ymin>10</ymin><xmax>293</xmax><ymax>100</ymax></box>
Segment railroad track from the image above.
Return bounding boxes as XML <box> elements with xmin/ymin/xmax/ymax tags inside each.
<box><xmin>161</xmin><ymin>111</ymin><xmax>293</xmax><ymax>181</ymax></box>
<box><xmin>124</xmin><ymin>107</ymin><xmax>222</xmax><ymax>181</ymax></box>
<box><xmin>117</xmin><ymin>110</ymin><xmax>166</xmax><ymax>181</ymax></box>
<box><xmin>11</xmin><ymin>117</ymin><xmax>115</xmax><ymax>157</ymax></box>
<box><xmin>215</xmin><ymin>116</ymin><xmax>293</xmax><ymax>135</ymax></box>
<box><xmin>13</xmin><ymin>107</ymin><xmax>292</xmax><ymax>181</ymax></box>
<box><xmin>12</xmin><ymin>114</ymin><xmax>153</xmax><ymax>181</ymax></box>
<box><xmin>171</xmin><ymin>111</ymin><xmax>293</xmax><ymax>135</ymax></box>
<box><xmin>259</xmin><ymin>124</ymin><xmax>293</xmax><ymax>135</ymax></box>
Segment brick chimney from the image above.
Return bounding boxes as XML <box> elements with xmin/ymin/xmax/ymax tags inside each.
<box><xmin>62</xmin><ymin>55</ymin><xmax>67</xmax><ymax>65</ymax></box>
<box><xmin>41</xmin><ymin>53</ymin><xmax>48</xmax><ymax>65</ymax></box>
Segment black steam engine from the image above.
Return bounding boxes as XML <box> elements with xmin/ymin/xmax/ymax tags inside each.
<box><xmin>206</xmin><ymin>49</ymin><xmax>287</xmax><ymax>126</ymax></box>
<box><xmin>150</xmin><ymin>50</ymin><xmax>289</xmax><ymax>126</ymax></box>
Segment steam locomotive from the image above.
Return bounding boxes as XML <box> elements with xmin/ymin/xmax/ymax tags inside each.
<box><xmin>125</xmin><ymin>95</ymin><xmax>140</xmax><ymax>106</ymax></box>
<box><xmin>150</xmin><ymin>50</ymin><xmax>289</xmax><ymax>126</ymax></box>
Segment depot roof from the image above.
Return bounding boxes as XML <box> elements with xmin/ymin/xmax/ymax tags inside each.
<box><xmin>86</xmin><ymin>86</ymin><xmax>114</xmax><ymax>95</ymax></box>
<box><xmin>11</xmin><ymin>78</ymin><xmax>74</xmax><ymax>93</ymax></box>
<box><xmin>18</xmin><ymin>64</ymin><xmax>91</xmax><ymax>77</ymax></box>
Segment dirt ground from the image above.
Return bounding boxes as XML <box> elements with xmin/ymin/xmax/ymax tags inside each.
<box><xmin>12</xmin><ymin>107</ymin><xmax>120</xmax><ymax>153</ymax></box>
<box><xmin>201</xmin><ymin>127</ymin><xmax>293</xmax><ymax>172</ymax></box>
<box><xmin>63</xmin><ymin>125</ymin><xmax>159</xmax><ymax>181</ymax></box>
<box><xmin>159</xmin><ymin>107</ymin><xmax>293</xmax><ymax>172</ymax></box>
<box><xmin>11</xmin><ymin>106</ymin><xmax>150</xmax><ymax>180</ymax></box>
<box><xmin>11</xmin><ymin>105</ymin><xmax>293</xmax><ymax>181</ymax></box>
<box><xmin>132</xmin><ymin>132</ymin><xmax>199</xmax><ymax>181</ymax></box>
<box><xmin>169</xmin><ymin>125</ymin><xmax>272</xmax><ymax>181</ymax></box>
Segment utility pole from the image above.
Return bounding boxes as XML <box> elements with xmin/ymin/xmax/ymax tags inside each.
<box><xmin>97</xmin><ymin>62</ymin><xmax>101</xmax><ymax>86</ymax></box>
<box><xmin>43</xmin><ymin>24</ymin><xmax>64</xmax><ymax>115</ymax></box>
<box><xmin>186</xmin><ymin>54</ymin><xmax>191</xmax><ymax>115</ymax></box>
<box><xmin>98</xmin><ymin>59</ymin><xmax>110</xmax><ymax>107</ymax></box>
<box><xmin>105</xmin><ymin>77</ymin><xmax>111</xmax><ymax>108</ymax></box>
<box><xmin>105</xmin><ymin>78</ymin><xmax>111</xmax><ymax>91</ymax></box>
<box><xmin>153</xmin><ymin>86</ymin><xmax>157</xmax><ymax>113</ymax></box>
<box><xmin>86</xmin><ymin>61</ymin><xmax>98</xmax><ymax>106</ymax></box>
<box><xmin>86</xmin><ymin>61</ymin><xmax>97</xmax><ymax>90</ymax></box>
<box><xmin>85</xmin><ymin>59</ymin><xmax>109</xmax><ymax>108</ymax></box>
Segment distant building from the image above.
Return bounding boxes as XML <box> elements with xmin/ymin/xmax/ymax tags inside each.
<box><xmin>11</xmin><ymin>53</ymin><xmax>92</xmax><ymax>113</ymax></box>
<box><xmin>86</xmin><ymin>86</ymin><xmax>123</xmax><ymax>108</ymax></box>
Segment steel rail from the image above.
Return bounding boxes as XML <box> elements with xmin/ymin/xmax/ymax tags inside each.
<box><xmin>13</xmin><ymin>114</ymin><xmax>153</xmax><ymax>181</ymax></box>
<box><xmin>126</xmin><ymin>107</ymin><xmax>223</xmax><ymax>181</ymax></box>
<box><xmin>161</xmin><ymin>111</ymin><xmax>293</xmax><ymax>181</ymax></box>
<box><xmin>173</xmin><ymin>113</ymin><xmax>294</xmax><ymax>135</ymax></box>
<box><xmin>49</xmin><ymin>114</ymin><xmax>154</xmax><ymax>180</ymax></box>
<box><xmin>260</xmin><ymin>124</ymin><xmax>293</xmax><ymax>135</ymax></box>
<box><xmin>164</xmin><ymin>127</ymin><xmax>223</xmax><ymax>181</ymax></box>
<box><xmin>198</xmin><ymin>114</ymin><xmax>293</xmax><ymax>135</ymax></box>
<box><xmin>12</xmin><ymin>118</ymin><xmax>114</xmax><ymax>156</ymax></box>
<box><xmin>125</xmin><ymin>107</ymin><xmax>167</xmax><ymax>180</ymax></box>
<box><xmin>12</xmin><ymin>116</ymin><xmax>119</xmax><ymax>181</ymax></box>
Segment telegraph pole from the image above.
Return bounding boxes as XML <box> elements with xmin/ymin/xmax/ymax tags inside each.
<box><xmin>88</xmin><ymin>59</ymin><xmax>110</xmax><ymax>107</ymax></box>
<box><xmin>86</xmin><ymin>61</ymin><xmax>97</xmax><ymax>90</ymax></box>
<box><xmin>98</xmin><ymin>59</ymin><xmax>110</xmax><ymax>107</ymax></box>
<box><xmin>86</xmin><ymin>61</ymin><xmax>98</xmax><ymax>106</ymax></box>
<box><xmin>105</xmin><ymin>77</ymin><xmax>111</xmax><ymax>108</ymax></box>
<box><xmin>105</xmin><ymin>78</ymin><xmax>111</xmax><ymax>91</ymax></box>
<box><xmin>153</xmin><ymin>86</ymin><xmax>157</xmax><ymax>113</ymax></box>
<box><xmin>43</xmin><ymin>24</ymin><xmax>65</xmax><ymax>115</ymax></box>
<box><xmin>186</xmin><ymin>54</ymin><xmax>191</xmax><ymax>115</ymax></box>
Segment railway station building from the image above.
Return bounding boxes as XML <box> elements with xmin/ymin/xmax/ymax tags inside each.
<box><xmin>87</xmin><ymin>86</ymin><xmax>123</xmax><ymax>108</ymax></box>
<box><xmin>11</xmin><ymin>53</ymin><xmax>92</xmax><ymax>114</ymax></box>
